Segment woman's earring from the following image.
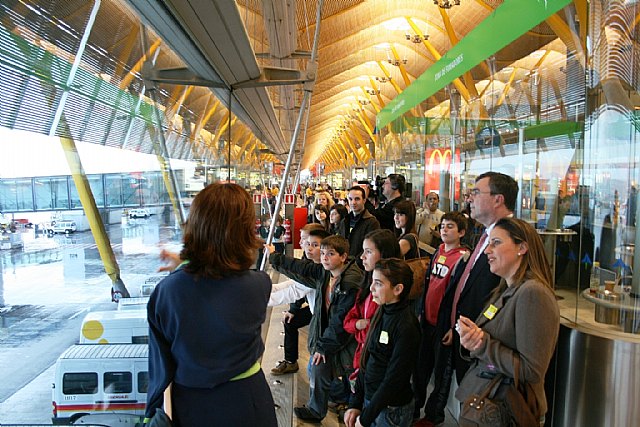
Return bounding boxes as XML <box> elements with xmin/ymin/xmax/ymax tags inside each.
<box><xmin>517</xmin><ymin>252</ymin><xmax>521</xmax><ymax>256</ymax></box>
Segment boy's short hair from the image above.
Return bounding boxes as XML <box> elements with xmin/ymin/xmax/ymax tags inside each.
<box><xmin>302</xmin><ymin>223</ymin><xmax>325</xmax><ymax>233</ymax></box>
<box><xmin>309</xmin><ymin>228</ymin><xmax>331</xmax><ymax>240</ymax></box>
<box><xmin>441</xmin><ymin>211</ymin><xmax>468</xmax><ymax>233</ymax></box>
<box><xmin>321</xmin><ymin>235</ymin><xmax>350</xmax><ymax>256</ymax></box>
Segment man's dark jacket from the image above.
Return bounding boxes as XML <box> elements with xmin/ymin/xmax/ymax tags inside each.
<box><xmin>346</xmin><ymin>210</ymin><xmax>380</xmax><ymax>259</ymax></box>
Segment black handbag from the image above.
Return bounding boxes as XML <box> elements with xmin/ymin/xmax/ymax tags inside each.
<box><xmin>458</xmin><ymin>355</ymin><xmax>539</xmax><ymax>427</ymax></box>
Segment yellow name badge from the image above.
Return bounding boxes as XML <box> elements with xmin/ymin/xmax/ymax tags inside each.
<box><xmin>438</xmin><ymin>255</ymin><xmax>447</xmax><ymax>264</ymax></box>
<box><xmin>379</xmin><ymin>330</ymin><xmax>389</xmax><ymax>344</ymax></box>
<box><xmin>483</xmin><ymin>304</ymin><xmax>499</xmax><ymax>320</ymax></box>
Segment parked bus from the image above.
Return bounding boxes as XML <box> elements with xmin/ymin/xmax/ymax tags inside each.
<box><xmin>79</xmin><ymin>310</ymin><xmax>148</xmax><ymax>345</ymax></box>
<box><xmin>51</xmin><ymin>344</ymin><xmax>147</xmax><ymax>426</ymax></box>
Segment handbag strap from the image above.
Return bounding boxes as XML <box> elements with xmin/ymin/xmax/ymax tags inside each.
<box><xmin>482</xmin><ymin>374</ymin><xmax>504</xmax><ymax>400</ymax></box>
<box><xmin>513</xmin><ymin>353</ymin><xmax>520</xmax><ymax>388</ymax></box>
<box><xmin>512</xmin><ymin>352</ymin><xmax>538</xmax><ymax>415</ymax></box>
<box><xmin>412</xmin><ymin>233</ymin><xmax>422</xmax><ymax>260</ymax></box>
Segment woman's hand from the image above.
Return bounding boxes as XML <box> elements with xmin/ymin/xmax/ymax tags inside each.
<box><xmin>457</xmin><ymin>315</ymin><xmax>484</xmax><ymax>351</ymax></box>
<box><xmin>263</xmin><ymin>244</ymin><xmax>276</xmax><ymax>255</ymax></box>
<box><xmin>355</xmin><ymin>318</ymin><xmax>370</xmax><ymax>330</ymax></box>
<box><xmin>158</xmin><ymin>249</ymin><xmax>181</xmax><ymax>272</ymax></box>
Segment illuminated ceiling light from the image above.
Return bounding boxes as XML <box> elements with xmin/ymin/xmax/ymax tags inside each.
<box><xmin>434</xmin><ymin>0</ymin><xmax>461</xmax><ymax>9</ymax></box>
<box><xmin>375</xmin><ymin>76</ymin><xmax>391</xmax><ymax>83</ymax></box>
<box><xmin>405</xmin><ymin>33</ymin><xmax>428</xmax><ymax>43</ymax></box>
<box><xmin>388</xmin><ymin>58</ymin><xmax>408</xmax><ymax>67</ymax></box>
<box><xmin>365</xmin><ymin>88</ymin><xmax>381</xmax><ymax>95</ymax></box>
<box><xmin>358</xmin><ymin>98</ymin><xmax>371</xmax><ymax>106</ymax></box>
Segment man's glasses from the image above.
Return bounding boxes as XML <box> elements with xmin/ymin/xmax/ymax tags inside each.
<box><xmin>469</xmin><ymin>188</ymin><xmax>494</xmax><ymax>197</ymax></box>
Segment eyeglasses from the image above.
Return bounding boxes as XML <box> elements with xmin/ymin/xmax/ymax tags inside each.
<box><xmin>469</xmin><ymin>188</ymin><xmax>494</xmax><ymax>197</ymax></box>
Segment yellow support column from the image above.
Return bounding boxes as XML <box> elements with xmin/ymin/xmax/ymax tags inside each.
<box><xmin>59</xmin><ymin>137</ymin><xmax>130</xmax><ymax>300</ymax></box>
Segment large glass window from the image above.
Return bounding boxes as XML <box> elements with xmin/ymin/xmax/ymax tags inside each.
<box><xmin>0</xmin><ymin>179</ymin><xmax>18</xmax><ymax>211</ymax></box>
<box><xmin>69</xmin><ymin>174</ymin><xmax>104</xmax><ymax>209</ymax></box>
<box><xmin>34</xmin><ymin>177</ymin><xmax>69</xmax><ymax>210</ymax></box>
<box><xmin>105</xmin><ymin>174</ymin><xmax>124</xmax><ymax>207</ymax></box>
<box><xmin>375</xmin><ymin>1</ymin><xmax>640</xmax><ymax>340</ymax></box>
<box><xmin>122</xmin><ymin>174</ymin><xmax>141</xmax><ymax>207</ymax></box>
<box><xmin>14</xmin><ymin>178</ymin><xmax>34</xmax><ymax>211</ymax></box>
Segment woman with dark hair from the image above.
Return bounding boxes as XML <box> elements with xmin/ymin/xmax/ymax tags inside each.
<box><xmin>455</xmin><ymin>218</ymin><xmax>559</xmax><ymax>426</ymax></box>
<box><xmin>344</xmin><ymin>229</ymin><xmax>401</xmax><ymax>395</ymax></box>
<box><xmin>344</xmin><ymin>258</ymin><xmax>420</xmax><ymax>427</ymax></box>
<box><xmin>314</xmin><ymin>203</ymin><xmax>331</xmax><ymax>232</ymax></box>
<box><xmin>146</xmin><ymin>183</ymin><xmax>277</xmax><ymax>427</ymax></box>
<box><xmin>394</xmin><ymin>200</ymin><xmax>420</xmax><ymax>260</ymax></box>
<box><xmin>330</xmin><ymin>203</ymin><xmax>349</xmax><ymax>237</ymax></box>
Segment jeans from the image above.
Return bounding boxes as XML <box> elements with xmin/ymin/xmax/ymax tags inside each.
<box><xmin>364</xmin><ymin>398</ymin><xmax>414</xmax><ymax>427</ymax></box>
<box><xmin>307</xmin><ymin>356</ymin><xmax>335</xmax><ymax>418</ymax></box>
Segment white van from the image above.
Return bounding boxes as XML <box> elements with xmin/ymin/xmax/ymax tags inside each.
<box><xmin>47</xmin><ymin>220</ymin><xmax>77</xmax><ymax>234</ymax></box>
<box><xmin>128</xmin><ymin>209</ymin><xmax>151</xmax><ymax>219</ymax></box>
<box><xmin>51</xmin><ymin>344</ymin><xmax>147</xmax><ymax>426</ymax></box>
<box><xmin>79</xmin><ymin>310</ymin><xmax>148</xmax><ymax>344</ymax></box>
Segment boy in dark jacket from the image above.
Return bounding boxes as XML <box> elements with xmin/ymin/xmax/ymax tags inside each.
<box><xmin>268</xmin><ymin>235</ymin><xmax>364</xmax><ymax>423</ymax></box>
<box><xmin>344</xmin><ymin>258</ymin><xmax>420</xmax><ymax>427</ymax></box>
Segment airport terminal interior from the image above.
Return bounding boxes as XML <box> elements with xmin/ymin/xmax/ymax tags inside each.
<box><xmin>1</xmin><ymin>0</ymin><xmax>640</xmax><ymax>425</ymax></box>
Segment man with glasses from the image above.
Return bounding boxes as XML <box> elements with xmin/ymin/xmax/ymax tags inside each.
<box><xmin>438</xmin><ymin>172</ymin><xmax>519</xmax><ymax>390</ymax></box>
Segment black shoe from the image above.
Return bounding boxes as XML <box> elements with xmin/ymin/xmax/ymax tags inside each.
<box><xmin>294</xmin><ymin>406</ymin><xmax>323</xmax><ymax>423</ymax></box>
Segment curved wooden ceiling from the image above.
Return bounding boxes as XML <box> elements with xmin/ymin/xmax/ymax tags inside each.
<box><xmin>236</xmin><ymin>0</ymin><xmax>569</xmax><ymax>170</ymax></box>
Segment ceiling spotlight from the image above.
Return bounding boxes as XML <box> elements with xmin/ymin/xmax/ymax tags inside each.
<box><xmin>365</xmin><ymin>88</ymin><xmax>381</xmax><ymax>95</ymax></box>
<box><xmin>375</xmin><ymin>76</ymin><xmax>391</xmax><ymax>83</ymax></box>
<box><xmin>434</xmin><ymin>0</ymin><xmax>461</xmax><ymax>9</ymax></box>
<box><xmin>387</xmin><ymin>58</ymin><xmax>408</xmax><ymax>67</ymax></box>
<box><xmin>358</xmin><ymin>98</ymin><xmax>371</xmax><ymax>106</ymax></box>
<box><xmin>405</xmin><ymin>34</ymin><xmax>427</xmax><ymax>43</ymax></box>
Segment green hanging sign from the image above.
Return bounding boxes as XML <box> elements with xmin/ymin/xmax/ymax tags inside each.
<box><xmin>376</xmin><ymin>0</ymin><xmax>573</xmax><ymax>129</ymax></box>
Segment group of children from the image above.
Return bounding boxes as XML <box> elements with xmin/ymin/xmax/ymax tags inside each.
<box><xmin>265</xmin><ymin>210</ymin><xmax>471</xmax><ymax>427</ymax></box>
